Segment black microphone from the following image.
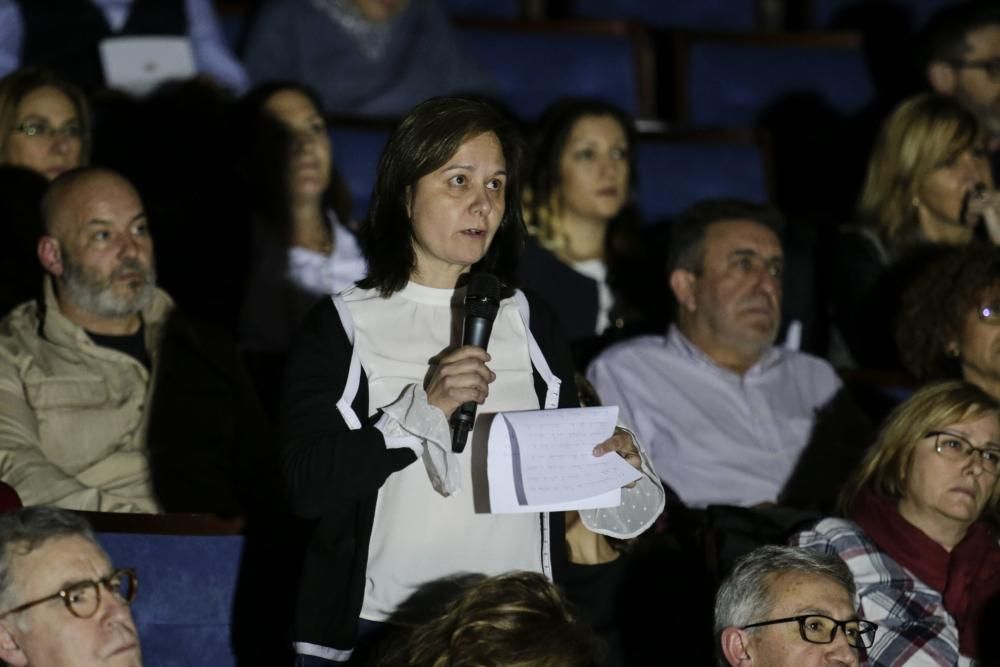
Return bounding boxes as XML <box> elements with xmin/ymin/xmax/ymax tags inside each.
<box><xmin>451</xmin><ymin>272</ymin><xmax>502</xmax><ymax>453</ymax></box>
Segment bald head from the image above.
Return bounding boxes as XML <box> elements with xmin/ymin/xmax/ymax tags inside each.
<box><xmin>36</xmin><ymin>167</ymin><xmax>156</xmax><ymax>335</ymax></box>
<box><xmin>41</xmin><ymin>168</ymin><xmax>140</xmax><ymax>239</ymax></box>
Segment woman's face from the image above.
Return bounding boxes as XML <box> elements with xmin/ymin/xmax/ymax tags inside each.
<box><xmin>264</xmin><ymin>89</ymin><xmax>331</xmax><ymax>201</ymax></box>
<box><xmin>954</xmin><ymin>290</ymin><xmax>1000</xmax><ymax>391</ymax></box>
<box><xmin>556</xmin><ymin>114</ymin><xmax>629</xmax><ymax>227</ymax></box>
<box><xmin>408</xmin><ymin>131</ymin><xmax>506</xmax><ymax>287</ymax></box>
<box><xmin>898</xmin><ymin>412</ymin><xmax>1000</xmax><ymax>537</ymax></box>
<box><xmin>915</xmin><ymin>146</ymin><xmax>992</xmax><ymax>243</ymax></box>
<box><xmin>2</xmin><ymin>85</ymin><xmax>83</xmax><ymax>180</ymax></box>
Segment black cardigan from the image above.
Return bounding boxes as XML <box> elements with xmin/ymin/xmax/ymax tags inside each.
<box><xmin>278</xmin><ymin>289</ymin><xmax>578</xmax><ymax>657</ymax></box>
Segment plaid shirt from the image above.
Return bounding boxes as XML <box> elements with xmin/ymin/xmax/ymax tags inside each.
<box><xmin>793</xmin><ymin>518</ymin><xmax>974</xmax><ymax>667</ymax></box>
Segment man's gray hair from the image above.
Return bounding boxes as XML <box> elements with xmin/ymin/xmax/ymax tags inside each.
<box><xmin>714</xmin><ymin>545</ymin><xmax>855</xmax><ymax>663</ymax></box>
<box><xmin>0</xmin><ymin>507</ymin><xmax>94</xmax><ymax>609</ymax></box>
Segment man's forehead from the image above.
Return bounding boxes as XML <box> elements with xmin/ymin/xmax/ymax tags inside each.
<box><xmin>767</xmin><ymin>571</ymin><xmax>853</xmax><ymax>617</ymax></box>
<box><xmin>53</xmin><ymin>178</ymin><xmax>144</xmax><ymax>235</ymax></box>
<box><xmin>705</xmin><ymin>218</ymin><xmax>783</xmax><ymax>257</ymax></box>
<box><xmin>964</xmin><ymin>24</ymin><xmax>1000</xmax><ymax>57</ymax></box>
<box><xmin>9</xmin><ymin>535</ymin><xmax>109</xmax><ymax>600</ymax></box>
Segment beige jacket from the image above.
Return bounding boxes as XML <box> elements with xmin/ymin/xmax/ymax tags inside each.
<box><xmin>0</xmin><ymin>278</ymin><xmax>172</xmax><ymax>512</ymax></box>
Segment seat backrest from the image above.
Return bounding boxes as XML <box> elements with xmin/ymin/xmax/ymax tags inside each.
<box><xmin>676</xmin><ymin>31</ymin><xmax>872</xmax><ymax>127</ymax></box>
<box><xmin>327</xmin><ymin>119</ymin><xmax>394</xmax><ymax>223</ymax></box>
<box><xmin>808</xmin><ymin>0</ymin><xmax>956</xmax><ymax>29</ymax></box>
<box><xmin>444</xmin><ymin>0</ymin><xmax>523</xmax><ymax>19</ymax></box>
<box><xmin>90</xmin><ymin>513</ymin><xmax>245</xmax><ymax>667</ymax></box>
<box><xmin>635</xmin><ymin>129</ymin><xmax>770</xmax><ymax>223</ymax></box>
<box><xmin>456</xmin><ymin>18</ymin><xmax>657</xmax><ymax>120</ymax></box>
<box><xmin>568</xmin><ymin>0</ymin><xmax>758</xmax><ymax>31</ymax></box>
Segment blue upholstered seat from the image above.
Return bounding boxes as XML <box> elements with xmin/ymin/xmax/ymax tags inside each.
<box><xmin>567</xmin><ymin>0</ymin><xmax>757</xmax><ymax>30</ymax></box>
<box><xmin>327</xmin><ymin>122</ymin><xmax>392</xmax><ymax>223</ymax></box>
<box><xmin>443</xmin><ymin>0</ymin><xmax>522</xmax><ymax>19</ymax></box>
<box><xmin>98</xmin><ymin>530</ymin><xmax>245</xmax><ymax>667</ymax></box>
<box><xmin>678</xmin><ymin>32</ymin><xmax>874</xmax><ymax>127</ymax></box>
<box><xmin>456</xmin><ymin>19</ymin><xmax>656</xmax><ymax>120</ymax></box>
<box><xmin>635</xmin><ymin>131</ymin><xmax>769</xmax><ymax>223</ymax></box>
<box><xmin>808</xmin><ymin>0</ymin><xmax>956</xmax><ymax>28</ymax></box>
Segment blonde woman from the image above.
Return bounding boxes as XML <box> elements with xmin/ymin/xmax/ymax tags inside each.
<box><xmin>829</xmin><ymin>93</ymin><xmax>1000</xmax><ymax>368</ymax></box>
<box><xmin>793</xmin><ymin>381</ymin><xmax>1000</xmax><ymax>665</ymax></box>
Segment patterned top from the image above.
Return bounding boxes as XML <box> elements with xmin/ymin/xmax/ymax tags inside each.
<box><xmin>793</xmin><ymin>518</ymin><xmax>973</xmax><ymax>667</ymax></box>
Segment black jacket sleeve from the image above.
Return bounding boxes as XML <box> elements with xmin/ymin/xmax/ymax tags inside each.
<box><xmin>279</xmin><ymin>298</ymin><xmax>417</xmax><ymax>519</ymax></box>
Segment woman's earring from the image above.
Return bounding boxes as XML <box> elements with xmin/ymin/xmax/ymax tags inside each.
<box><xmin>946</xmin><ymin>342</ymin><xmax>961</xmax><ymax>358</ymax></box>
<box><xmin>912</xmin><ymin>196</ymin><xmax>921</xmax><ymax>209</ymax></box>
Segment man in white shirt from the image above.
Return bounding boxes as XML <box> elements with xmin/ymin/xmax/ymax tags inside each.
<box><xmin>587</xmin><ymin>198</ymin><xmax>843</xmax><ymax>507</ymax></box>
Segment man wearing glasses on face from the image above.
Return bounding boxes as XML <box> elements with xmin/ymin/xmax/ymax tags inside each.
<box><xmin>924</xmin><ymin>2</ymin><xmax>1000</xmax><ymax>167</ymax></box>
<box><xmin>0</xmin><ymin>507</ymin><xmax>141</xmax><ymax>667</ymax></box>
<box><xmin>715</xmin><ymin>546</ymin><xmax>876</xmax><ymax>667</ymax></box>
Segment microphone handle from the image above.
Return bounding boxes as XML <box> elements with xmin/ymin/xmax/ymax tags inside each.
<box><xmin>451</xmin><ymin>314</ymin><xmax>494</xmax><ymax>453</ymax></box>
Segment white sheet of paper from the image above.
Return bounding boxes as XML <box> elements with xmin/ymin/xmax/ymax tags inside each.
<box><xmin>99</xmin><ymin>36</ymin><xmax>196</xmax><ymax>96</ymax></box>
<box><xmin>486</xmin><ymin>406</ymin><xmax>642</xmax><ymax>513</ymax></box>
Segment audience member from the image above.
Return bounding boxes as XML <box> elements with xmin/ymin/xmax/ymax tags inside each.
<box><xmin>243</xmin><ymin>0</ymin><xmax>492</xmax><ymax>117</ymax></box>
<box><xmin>519</xmin><ymin>98</ymin><xmax>643</xmax><ymax>366</ymax></box>
<box><xmin>237</xmin><ymin>82</ymin><xmax>366</xmax><ymax>355</ymax></box>
<box><xmin>829</xmin><ymin>93</ymin><xmax>999</xmax><ymax>369</ymax></box>
<box><xmin>279</xmin><ymin>97</ymin><xmax>663</xmax><ymax>664</ymax></box>
<box><xmin>588</xmin><ymin>198</ymin><xmax>842</xmax><ymax>507</ymax></box>
<box><xmin>0</xmin><ymin>506</ymin><xmax>142</xmax><ymax>667</ymax></box>
<box><xmin>376</xmin><ymin>571</ymin><xmax>602</xmax><ymax>667</ymax></box>
<box><xmin>0</xmin><ymin>68</ymin><xmax>89</xmax><ymax>181</ymax></box>
<box><xmin>0</xmin><ymin>0</ymin><xmax>247</xmax><ymax>93</ymax></box>
<box><xmin>715</xmin><ymin>545</ymin><xmax>874</xmax><ymax>667</ymax></box>
<box><xmin>794</xmin><ymin>380</ymin><xmax>1000</xmax><ymax>665</ymax></box>
<box><xmin>922</xmin><ymin>1</ymin><xmax>1000</xmax><ymax>149</ymax></box>
<box><xmin>0</xmin><ymin>167</ymin><xmax>267</xmax><ymax>514</ymax></box>
<box><xmin>897</xmin><ymin>244</ymin><xmax>1000</xmax><ymax>401</ymax></box>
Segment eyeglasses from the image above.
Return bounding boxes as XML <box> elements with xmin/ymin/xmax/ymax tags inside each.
<box><xmin>950</xmin><ymin>58</ymin><xmax>1000</xmax><ymax>81</ymax></box>
<box><xmin>979</xmin><ymin>303</ymin><xmax>1000</xmax><ymax>324</ymax></box>
<box><xmin>926</xmin><ymin>431</ymin><xmax>1000</xmax><ymax>473</ymax></box>
<box><xmin>742</xmin><ymin>614</ymin><xmax>878</xmax><ymax>649</ymax></box>
<box><xmin>0</xmin><ymin>568</ymin><xmax>136</xmax><ymax>620</ymax></box>
<box><xmin>13</xmin><ymin>119</ymin><xmax>83</xmax><ymax>141</ymax></box>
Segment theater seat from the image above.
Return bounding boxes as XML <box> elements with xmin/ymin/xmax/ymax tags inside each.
<box><xmin>635</xmin><ymin>129</ymin><xmax>770</xmax><ymax>223</ymax></box>
<box><xmin>567</xmin><ymin>0</ymin><xmax>757</xmax><ymax>31</ymax></box>
<box><xmin>456</xmin><ymin>18</ymin><xmax>657</xmax><ymax>120</ymax></box>
<box><xmin>326</xmin><ymin>118</ymin><xmax>394</xmax><ymax>222</ymax></box>
<box><xmin>443</xmin><ymin>0</ymin><xmax>523</xmax><ymax>19</ymax></box>
<box><xmin>675</xmin><ymin>31</ymin><xmax>873</xmax><ymax>127</ymax></box>
<box><xmin>88</xmin><ymin>513</ymin><xmax>245</xmax><ymax>667</ymax></box>
<box><xmin>808</xmin><ymin>0</ymin><xmax>955</xmax><ymax>28</ymax></box>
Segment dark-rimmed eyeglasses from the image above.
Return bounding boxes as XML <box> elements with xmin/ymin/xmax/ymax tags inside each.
<box><xmin>926</xmin><ymin>431</ymin><xmax>1000</xmax><ymax>474</ymax></box>
<box><xmin>950</xmin><ymin>58</ymin><xmax>1000</xmax><ymax>81</ymax></box>
<box><xmin>0</xmin><ymin>568</ymin><xmax>137</xmax><ymax>620</ymax></box>
<box><xmin>13</xmin><ymin>120</ymin><xmax>83</xmax><ymax>141</ymax></box>
<box><xmin>742</xmin><ymin>614</ymin><xmax>878</xmax><ymax>649</ymax></box>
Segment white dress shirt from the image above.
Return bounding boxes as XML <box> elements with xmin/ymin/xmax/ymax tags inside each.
<box><xmin>587</xmin><ymin>325</ymin><xmax>842</xmax><ymax>507</ymax></box>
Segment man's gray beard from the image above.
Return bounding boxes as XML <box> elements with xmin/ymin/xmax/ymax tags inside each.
<box><xmin>60</xmin><ymin>256</ymin><xmax>157</xmax><ymax>319</ymax></box>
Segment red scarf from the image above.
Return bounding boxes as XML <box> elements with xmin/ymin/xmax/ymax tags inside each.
<box><xmin>851</xmin><ymin>488</ymin><xmax>1000</xmax><ymax>657</ymax></box>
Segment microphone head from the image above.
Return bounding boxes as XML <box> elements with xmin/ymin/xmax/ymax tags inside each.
<box><xmin>465</xmin><ymin>272</ymin><xmax>502</xmax><ymax>304</ymax></box>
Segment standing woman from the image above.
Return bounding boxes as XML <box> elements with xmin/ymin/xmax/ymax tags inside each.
<box><xmin>520</xmin><ymin>99</ymin><xmax>641</xmax><ymax>363</ymax></box>
<box><xmin>238</xmin><ymin>82</ymin><xmax>367</xmax><ymax>356</ymax></box>
<box><xmin>0</xmin><ymin>67</ymin><xmax>88</xmax><ymax>180</ymax></box>
<box><xmin>279</xmin><ymin>97</ymin><xmax>664</xmax><ymax>665</ymax></box>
